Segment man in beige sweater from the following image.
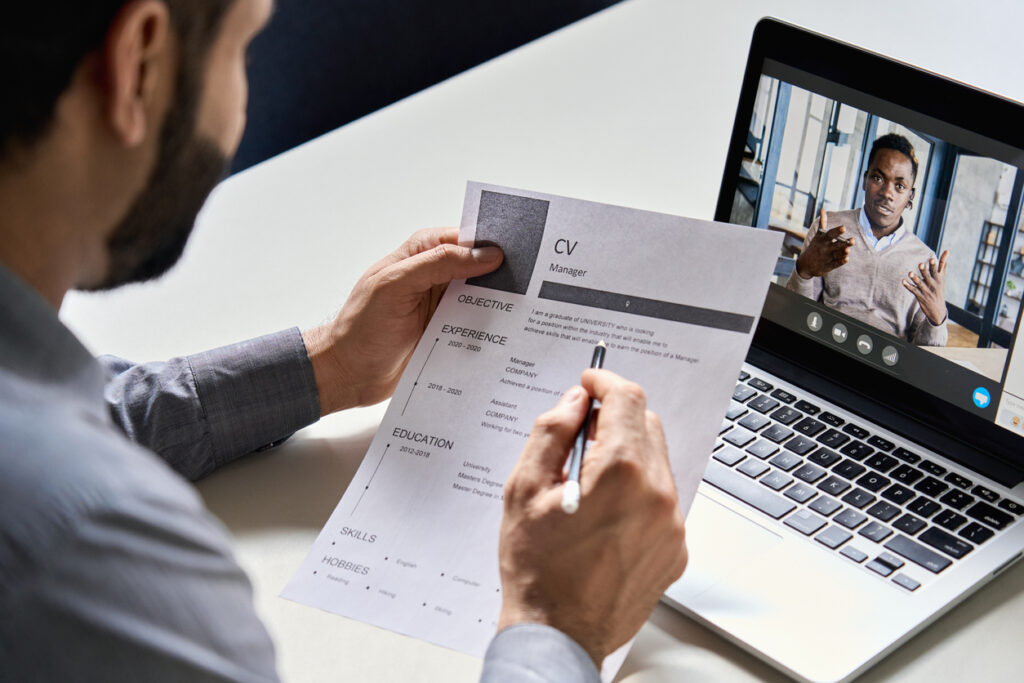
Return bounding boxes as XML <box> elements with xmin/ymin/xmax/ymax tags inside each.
<box><xmin>787</xmin><ymin>133</ymin><xmax>949</xmax><ymax>346</ymax></box>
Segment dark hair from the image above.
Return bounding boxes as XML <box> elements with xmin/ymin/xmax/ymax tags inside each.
<box><xmin>867</xmin><ymin>133</ymin><xmax>919</xmax><ymax>181</ymax></box>
<box><xmin>0</xmin><ymin>1</ymin><xmax>234</xmax><ymax>160</ymax></box>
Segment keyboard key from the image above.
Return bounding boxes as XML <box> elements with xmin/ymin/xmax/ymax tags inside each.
<box><xmin>762</xmin><ymin>424</ymin><xmax>795</xmax><ymax>443</ymax></box>
<box><xmin>892</xmin><ymin>573</ymin><xmax>921</xmax><ymax>591</ymax></box>
<box><xmin>919</xmin><ymin>527</ymin><xmax>974</xmax><ymax>559</ymax></box>
<box><xmin>959</xmin><ymin>522</ymin><xmax>995</xmax><ymax>544</ymax></box>
<box><xmin>739</xmin><ymin>412</ymin><xmax>771</xmax><ymax>432</ymax></box>
<box><xmin>940</xmin><ymin>490</ymin><xmax>974</xmax><ymax>510</ymax></box>
<box><xmin>934</xmin><ymin>510</ymin><xmax>967</xmax><ymax>530</ymax></box>
<box><xmin>894</xmin><ymin>513</ymin><xmax>927</xmax><ymax>535</ymax></box>
<box><xmin>880</xmin><ymin>484</ymin><xmax>916</xmax><ymax>505</ymax></box>
<box><xmin>867</xmin><ymin>501</ymin><xmax>901</xmax><ymax>522</ymax></box>
<box><xmin>914</xmin><ymin>476</ymin><xmax>948</xmax><ymax>497</ymax></box>
<box><xmin>834</xmin><ymin>509</ymin><xmax>868</xmax><ymax>529</ymax></box>
<box><xmin>745</xmin><ymin>439</ymin><xmax>779</xmax><ymax>460</ymax></box>
<box><xmin>944</xmin><ymin>473</ymin><xmax>973</xmax><ymax>489</ymax></box>
<box><xmin>733</xmin><ymin>384</ymin><xmax>757</xmax><ymax>402</ymax></box>
<box><xmin>770</xmin><ymin>388</ymin><xmax>796</xmax><ymax>404</ymax></box>
<box><xmin>784</xmin><ymin>435</ymin><xmax>818</xmax><ymax>455</ymax></box>
<box><xmin>713</xmin><ymin>446</ymin><xmax>746</xmax><ymax>466</ymax></box>
<box><xmin>738</xmin><ymin>370</ymin><xmax>750</xmax><ymax>381</ymax></box>
<box><xmin>702</xmin><ymin>461</ymin><xmax>797</xmax><ymax>519</ymax></box>
<box><xmin>878</xmin><ymin>552</ymin><xmax>905</xmax><ymax>569</ymax></box>
<box><xmin>817</xmin><ymin>429</ymin><xmax>851</xmax><ymax>449</ymax></box>
<box><xmin>840</xmin><ymin>441</ymin><xmax>874</xmax><ymax>461</ymax></box>
<box><xmin>920</xmin><ymin>459</ymin><xmax>947</xmax><ymax>476</ymax></box>
<box><xmin>867</xmin><ymin>435</ymin><xmax>895</xmax><ymax>451</ymax></box>
<box><xmin>971</xmin><ymin>486</ymin><xmax>999</xmax><ymax>503</ymax></box>
<box><xmin>794</xmin><ymin>463</ymin><xmax>827</xmax><ymax>483</ymax></box>
<box><xmin>810</xmin><ymin>496</ymin><xmax>842</xmax><ymax>516</ymax></box>
<box><xmin>841</xmin><ymin>489</ymin><xmax>876</xmax><ymax>510</ymax></box>
<box><xmin>769</xmin><ymin>452</ymin><xmax>802</xmax><ymax>472</ymax></box>
<box><xmin>784</xmin><ymin>509</ymin><xmax>827</xmax><ymax>535</ymax></box>
<box><xmin>725</xmin><ymin>402</ymin><xmax>747</xmax><ymax>420</ymax></box>
<box><xmin>794</xmin><ymin>417</ymin><xmax>827</xmax><ymax>437</ymax></box>
<box><xmin>748</xmin><ymin>395</ymin><xmax>780</xmax><ymax>414</ymax></box>
<box><xmin>885</xmin><ymin>535</ymin><xmax>952</xmax><ymax>573</ymax></box>
<box><xmin>815</xmin><ymin>526</ymin><xmax>852</xmax><ymax>549</ymax></box>
<box><xmin>965</xmin><ymin>501</ymin><xmax>1014</xmax><ymax>530</ymax></box>
<box><xmin>867</xmin><ymin>559</ymin><xmax>895</xmax><ymax>577</ymax></box>
<box><xmin>999</xmin><ymin>499</ymin><xmax>1023</xmax><ymax>515</ymax></box>
<box><xmin>738</xmin><ymin>459</ymin><xmax>770</xmax><ymax>478</ymax></box>
<box><xmin>832</xmin><ymin>459</ymin><xmax>866</xmax><ymax>480</ymax></box>
<box><xmin>892</xmin><ymin>447</ymin><xmax>921</xmax><ymax>464</ymax></box>
<box><xmin>785</xmin><ymin>482</ymin><xmax>818</xmax><ymax>503</ymax></box>
<box><xmin>761</xmin><ymin>470</ymin><xmax>794</xmax><ymax>491</ymax></box>
<box><xmin>859</xmin><ymin>522</ymin><xmax>893</xmax><ymax>543</ymax></box>
<box><xmin>769</xmin><ymin>406</ymin><xmax>802</xmax><ymax>425</ymax></box>
<box><xmin>865</xmin><ymin>453</ymin><xmax>898</xmax><ymax>473</ymax></box>
<box><xmin>890</xmin><ymin>465</ymin><xmax>923</xmax><ymax>485</ymax></box>
<box><xmin>719</xmin><ymin>420</ymin><xmax>733</xmax><ymax>436</ymax></box>
<box><xmin>723</xmin><ymin>428</ymin><xmax>756</xmax><ymax>448</ymax></box>
<box><xmin>819</xmin><ymin>411</ymin><xmax>845</xmax><ymax>427</ymax></box>
<box><xmin>794</xmin><ymin>399</ymin><xmax>820</xmax><ymax>415</ymax></box>
<box><xmin>908</xmin><ymin>498</ymin><xmax>942</xmax><ymax>519</ymax></box>
<box><xmin>818</xmin><ymin>476</ymin><xmax>851</xmax><ymax>496</ymax></box>
<box><xmin>808</xmin><ymin>447</ymin><xmax>841</xmax><ymax>468</ymax></box>
<box><xmin>842</xmin><ymin>423</ymin><xmax>870</xmax><ymax>440</ymax></box>
<box><xmin>856</xmin><ymin>472</ymin><xmax>890</xmax><ymax>492</ymax></box>
<box><xmin>748</xmin><ymin>377</ymin><xmax>773</xmax><ymax>392</ymax></box>
<box><xmin>841</xmin><ymin>546</ymin><xmax>868</xmax><ymax>563</ymax></box>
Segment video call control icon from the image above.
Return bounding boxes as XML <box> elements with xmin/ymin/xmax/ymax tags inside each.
<box><xmin>831</xmin><ymin>323</ymin><xmax>848</xmax><ymax>344</ymax></box>
<box><xmin>856</xmin><ymin>335</ymin><xmax>873</xmax><ymax>355</ymax></box>
<box><xmin>882</xmin><ymin>346</ymin><xmax>899</xmax><ymax>367</ymax></box>
<box><xmin>806</xmin><ymin>312</ymin><xmax>823</xmax><ymax>332</ymax></box>
<box><xmin>973</xmin><ymin>387</ymin><xmax>991</xmax><ymax>409</ymax></box>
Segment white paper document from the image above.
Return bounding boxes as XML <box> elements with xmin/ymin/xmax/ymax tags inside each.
<box><xmin>283</xmin><ymin>183</ymin><xmax>782</xmax><ymax>665</ymax></box>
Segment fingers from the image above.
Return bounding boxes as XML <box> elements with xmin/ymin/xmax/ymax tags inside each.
<box><xmin>376</xmin><ymin>240</ymin><xmax>503</xmax><ymax>295</ymax></box>
<box><xmin>580</xmin><ymin>369</ymin><xmax>648</xmax><ymax>447</ymax></box>
<box><xmin>823</xmin><ymin>225</ymin><xmax>845</xmax><ymax>241</ymax></box>
<box><xmin>820</xmin><ymin>207</ymin><xmax>827</xmax><ymax>233</ymax></box>
<box><xmin>938</xmin><ymin>250</ymin><xmax>949</xmax><ymax>274</ymax></box>
<box><xmin>512</xmin><ymin>387</ymin><xmax>589</xmax><ymax>494</ymax></box>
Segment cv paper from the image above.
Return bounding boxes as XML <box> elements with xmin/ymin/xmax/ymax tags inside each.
<box><xmin>283</xmin><ymin>183</ymin><xmax>783</xmax><ymax>668</ymax></box>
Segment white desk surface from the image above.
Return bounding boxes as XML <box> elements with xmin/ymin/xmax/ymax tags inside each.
<box><xmin>60</xmin><ymin>0</ymin><xmax>1024</xmax><ymax>680</ymax></box>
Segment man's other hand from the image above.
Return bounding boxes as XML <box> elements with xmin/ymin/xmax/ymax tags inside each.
<box><xmin>903</xmin><ymin>250</ymin><xmax>950</xmax><ymax>325</ymax></box>
<box><xmin>303</xmin><ymin>228</ymin><xmax>502</xmax><ymax>414</ymax></box>
<box><xmin>496</xmin><ymin>370</ymin><xmax>688</xmax><ymax>667</ymax></box>
<box><xmin>795</xmin><ymin>208</ymin><xmax>852</xmax><ymax>279</ymax></box>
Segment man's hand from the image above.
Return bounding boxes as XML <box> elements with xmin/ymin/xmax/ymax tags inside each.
<box><xmin>496</xmin><ymin>369</ymin><xmax>687</xmax><ymax>666</ymax></box>
<box><xmin>795</xmin><ymin>208</ymin><xmax>852</xmax><ymax>279</ymax></box>
<box><xmin>903</xmin><ymin>250</ymin><xmax>949</xmax><ymax>325</ymax></box>
<box><xmin>302</xmin><ymin>228</ymin><xmax>502</xmax><ymax>415</ymax></box>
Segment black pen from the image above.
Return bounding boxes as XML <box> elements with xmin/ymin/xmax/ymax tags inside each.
<box><xmin>561</xmin><ymin>341</ymin><xmax>606</xmax><ymax>514</ymax></box>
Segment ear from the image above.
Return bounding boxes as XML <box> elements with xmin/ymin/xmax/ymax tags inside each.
<box><xmin>102</xmin><ymin>0</ymin><xmax>172</xmax><ymax>147</ymax></box>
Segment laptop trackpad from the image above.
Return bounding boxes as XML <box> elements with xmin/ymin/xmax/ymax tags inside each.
<box><xmin>668</xmin><ymin>490</ymin><xmax>783</xmax><ymax>601</ymax></box>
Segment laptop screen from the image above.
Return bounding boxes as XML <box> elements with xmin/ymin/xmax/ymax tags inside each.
<box><xmin>716</xmin><ymin>20</ymin><xmax>1024</xmax><ymax>476</ymax></box>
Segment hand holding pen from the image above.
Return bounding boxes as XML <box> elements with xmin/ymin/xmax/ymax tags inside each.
<box><xmin>561</xmin><ymin>341</ymin><xmax>606</xmax><ymax>514</ymax></box>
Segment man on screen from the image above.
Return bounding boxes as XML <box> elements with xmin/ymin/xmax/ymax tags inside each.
<box><xmin>786</xmin><ymin>133</ymin><xmax>949</xmax><ymax>346</ymax></box>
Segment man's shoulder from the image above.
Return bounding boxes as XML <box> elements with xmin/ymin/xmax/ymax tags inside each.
<box><xmin>827</xmin><ymin>208</ymin><xmax>862</xmax><ymax>227</ymax></box>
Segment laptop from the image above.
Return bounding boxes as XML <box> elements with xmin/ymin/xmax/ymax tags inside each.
<box><xmin>662</xmin><ymin>17</ymin><xmax>1024</xmax><ymax>682</ymax></box>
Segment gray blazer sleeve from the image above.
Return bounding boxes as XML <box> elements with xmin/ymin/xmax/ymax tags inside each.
<box><xmin>100</xmin><ymin>327</ymin><xmax>321</xmax><ymax>480</ymax></box>
<box><xmin>480</xmin><ymin>624</ymin><xmax>601</xmax><ymax>683</ymax></box>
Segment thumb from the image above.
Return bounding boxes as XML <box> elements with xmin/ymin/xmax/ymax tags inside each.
<box><xmin>820</xmin><ymin>207</ymin><xmax>828</xmax><ymax>232</ymax></box>
<box><xmin>517</xmin><ymin>387</ymin><xmax>589</xmax><ymax>487</ymax></box>
<box><xmin>379</xmin><ymin>242</ymin><xmax>503</xmax><ymax>295</ymax></box>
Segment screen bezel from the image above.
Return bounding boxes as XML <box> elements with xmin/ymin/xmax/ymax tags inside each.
<box><xmin>716</xmin><ymin>18</ymin><xmax>1024</xmax><ymax>485</ymax></box>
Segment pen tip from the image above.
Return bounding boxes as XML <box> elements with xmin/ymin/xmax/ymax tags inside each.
<box><xmin>597</xmin><ymin>340</ymin><xmax>606</xmax><ymax>348</ymax></box>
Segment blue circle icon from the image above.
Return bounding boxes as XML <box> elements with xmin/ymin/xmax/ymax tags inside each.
<box><xmin>972</xmin><ymin>387</ymin><xmax>991</xmax><ymax>409</ymax></box>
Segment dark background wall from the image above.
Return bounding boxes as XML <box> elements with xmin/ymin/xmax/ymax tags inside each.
<box><xmin>232</xmin><ymin>0</ymin><xmax>623</xmax><ymax>172</ymax></box>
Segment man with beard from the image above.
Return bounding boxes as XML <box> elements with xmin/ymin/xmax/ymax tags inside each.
<box><xmin>786</xmin><ymin>133</ymin><xmax>950</xmax><ymax>346</ymax></box>
<box><xmin>0</xmin><ymin>1</ymin><xmax>686</xmax><ymax>681</ymax></box>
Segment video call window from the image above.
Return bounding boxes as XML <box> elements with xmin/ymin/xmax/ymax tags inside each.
<box><xmin>732</xmin><ymin>75</ymin><xmax>1024</xmax><ymax>383</ymax></box>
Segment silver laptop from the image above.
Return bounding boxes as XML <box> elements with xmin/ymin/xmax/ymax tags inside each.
<box><xmin>662</xmin><ymin>18</ymin><xmax>1024</xmax><ymax>682</ymax></box>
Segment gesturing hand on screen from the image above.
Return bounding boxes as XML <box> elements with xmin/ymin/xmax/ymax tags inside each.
<box><xmin>795</xmin><ymin>209</ymin><xmax>853</xmax><ymax>279</ymax></box>
<box><xmin>903</xmin><ymin>250</ymin><xmax>950</xmax><ymax>325</ymax></box>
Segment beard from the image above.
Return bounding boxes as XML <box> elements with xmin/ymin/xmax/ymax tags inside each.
<box><xmin>82</xmin><ymin>84</ymin><xmax>229</xmax><ymax>291</ymax></box>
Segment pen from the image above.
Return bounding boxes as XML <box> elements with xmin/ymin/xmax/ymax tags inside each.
<box><xmin>561</xmin><ymin>341</ymin><xmax>606</xmax><ymax>514</ymax></box>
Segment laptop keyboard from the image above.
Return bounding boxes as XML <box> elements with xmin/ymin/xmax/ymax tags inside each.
<box><xmin>705</xmin><ymin>367</ymin><xmax>1023</xmax><ymax>592</ymax></box>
